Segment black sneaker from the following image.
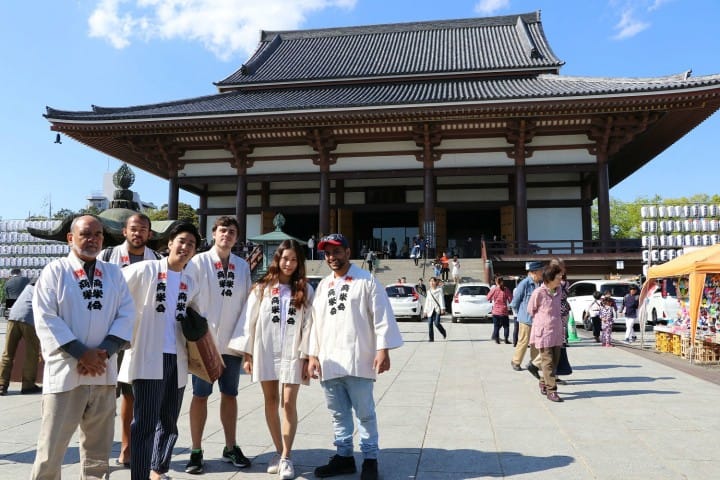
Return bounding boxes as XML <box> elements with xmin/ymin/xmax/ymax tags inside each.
<box><xmin>314</xmin><ymin>454</ymin><xmax>356</xmax><ymax>478</ymax></box>
<box><xmin>526</xmin><ymin>363</ymin><xmax>540</xmax><ymax>380</ymax></box>
<box><xmin>185</xmin><ymin>450</ymin><xmax>204</xmax><ymax>474</ymax></box>
<box><xmin>222</xmin><ymin>445</ymin><xmax>251</xmax><ymax>468</ymax></box>
<box><xmin>361</xmin><ymin>459</ymin><xmax>378</xmax><ymax>480</ymax></box>
<box><xmin>21</xmin><ymin>385</ymin><xmax>42</xmax><ymax>394</ymax></box>
<box><xmin>0</xmin><ymin>385</ymin><xmax>7</xmax><ymax>396</ymax></box>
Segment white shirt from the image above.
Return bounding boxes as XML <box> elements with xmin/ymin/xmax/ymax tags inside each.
<box><xmin>306</xmin><ymin>264</ymin><xmax>403</xmax><ymax>381</ymax></box>
<box><xmin>118</xmin><ymin>258</ymin><xmax>200</xmax><ymax>387</ymax></box>
<box><xmin>189</xmin><ymin>248</ymin><xmax>252</xmax><ymax>355</ymax></box>
<box><xmin>229</xmin><ymin>281</ymin><xmax>314</xmax><ymax>384</ymax></box>
<box><xmin>32</xmin><ymin>252</ymin><xmax>135</xmax><ymax>393</ymax></box>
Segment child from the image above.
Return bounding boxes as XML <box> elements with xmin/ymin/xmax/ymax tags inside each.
<box><xmin>599</xmin><ymin>296</ymin><xmax>616</xmax><ymax>346</ymax></box>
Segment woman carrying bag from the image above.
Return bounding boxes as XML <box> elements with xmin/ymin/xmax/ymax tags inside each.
<box><xmin>423</xmin><ymin>277</ymin><xmax>447</xmax><ymax>342</ymax></box>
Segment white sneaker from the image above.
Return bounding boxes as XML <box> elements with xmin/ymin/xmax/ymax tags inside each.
<box><xmin>267</xmin><ymin>453</ymin><xmax>281</xmax><ymax>474</ymax></box>
<box><xmin>279</xmin><ymin>457</ymin><xmax>295</xmax><ymax>479</ymax></box>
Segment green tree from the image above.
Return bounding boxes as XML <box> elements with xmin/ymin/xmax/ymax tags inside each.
<box><xmin>53</xmin><ymin>209</ymin><xmax>75</xmax><ymax>219</ymax></box>
<box><xmin>144</xmin><ymin>202</ymin><xmax>198</xmax><ymax>225</ymax></box>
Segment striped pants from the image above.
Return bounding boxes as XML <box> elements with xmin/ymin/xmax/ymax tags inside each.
<box><xmin>131</xmin><ymin>353</ymin><xmax>184</xmax><ymax>480</ymax></box>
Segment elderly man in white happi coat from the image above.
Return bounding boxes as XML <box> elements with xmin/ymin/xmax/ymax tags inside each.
<box><xmin>30</xmin><ymin>215</ymin><xmax>135</xmax><ymax>480</ymax></box>
<box><xmin>184</xmin><ymin>215</ymin><xmax>253</xmax><ymax>473</ymax></box>
<box><xmin>306</xmin><ymin>233</ymin><xmax>403</xmax><ymax>480</ymax></box>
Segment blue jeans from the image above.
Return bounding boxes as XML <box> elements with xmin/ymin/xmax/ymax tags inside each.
<box><xmin>428</xmin><ymin>311</ymin><xmax>446</xmax><ymax>341</ymax></box>
<box><xmin>321</xmin><ymin>376</ymin><xmax>378</xmax><ymax>459</ymax></box>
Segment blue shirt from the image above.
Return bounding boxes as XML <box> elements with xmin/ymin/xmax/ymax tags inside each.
<box><xmin>510</xmin><ymin>275</ymin><xmax>540</xmax><ymax>325</ymax></box>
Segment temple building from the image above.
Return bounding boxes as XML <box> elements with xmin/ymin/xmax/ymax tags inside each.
<box><xmin>44</xmin><ymin>11</ymin><xmax>720</xmax><ymax>273</ymax></box>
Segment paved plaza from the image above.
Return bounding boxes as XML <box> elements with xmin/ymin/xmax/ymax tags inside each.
<box><xmin>0</xmin><ymin>318</ymin><xmax>717</xmax><ymax>480</ymax></box>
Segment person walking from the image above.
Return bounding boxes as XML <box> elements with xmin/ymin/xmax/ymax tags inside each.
<box><xmin>487</xmin><ymin>276</ymin><xmax>513</xmax><ymax>344</ymax></box>
<box><xmin>119</xmin><ymin>222</ymin><xmax>203</xmax><ymax>480</ymax></box>
<box><xmin>440</xmin><ymin>252</ymin><xmax>450</xmax><ymax>282</ymax></box>
<box><xmin>423</xmin><ymin>277</ymin><xmax>447</xmax><ymax>342</ymax></box>
<box><xmin>0</xmin><ymin>283</ymin><xmax>41</xmax><ymax>395</ymax></box>
<box><xmin>410</xmin><ymin>241</ymin><xmax>421</xmax><ymax>266</ymax></box>
<box><xmin>451</xmin><ymin>255</ymin><xmax>461</xmax><ymax>283</ymax></box>
<box><xmin>621</xmin><ymin>285</ymin><xmax>640</xmax><ymax>342</ymax></box>
<box><xmin>527</xmin><ymin>263</ymin><xmax>565</xmax><ymax>402</ymax></box>
<box><xmin>509</xmin><ymin>261</ymin><xmax>543</xmax><ymax>371</ymax></box>
<box><xmin>3</xmin><ymin>268</ymin><xmax>29</xmax><ymax>311</ymax></box>
<box><xmin>229</xmin><ymin>239</ymin><xmax>313</xmax><ymax>479</ymax></box>
<box><xmin>30</xmin><ymin>215</ymin><xmax>135</xmax><ymax>480</ymax></box>
<box><xmin>99</xmin><ymin>212</ymin><xmax>161</xmax><ymax>468</ymax></box>
<box><xmin>600</xmin><ymin>296</ymin><xmax>616</xmax><ymax>346</ymax></box>
<box><xmin>306</xmin><ymin>233</ymin><xmax>403</xmax><ymax>480</ymax></box>
<box><xmin>589</xmin><ymin>291</ymin><xmax>603</xmax><ymax>342</ymax></box>
<box><xmin>185</xmin><ymin>216</ymin><xmax>253</xmax><ymax>474</ymax></box>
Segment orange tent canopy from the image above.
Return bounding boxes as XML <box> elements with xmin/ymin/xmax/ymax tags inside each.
<box><xmin>645</xmin><ymin>243</ymin><xmax>720</xmax><ymax>343</ymax></box>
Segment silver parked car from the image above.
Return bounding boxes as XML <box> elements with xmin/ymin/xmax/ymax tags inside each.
<box><xmin>451</xmin><ymin>282</ymin><xmax>492</xmax><ymax>323</ymax></box>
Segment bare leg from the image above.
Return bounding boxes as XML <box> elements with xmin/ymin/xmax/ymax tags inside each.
<box><xmin>281</xmin><ymin>384</ymin><xmax>300</xmax><ymax>458</ymax></box>
<box><xmin>189</xmin><ymin>396</ymin><xmax>208</xmax><ymax>449</ymax></box>
<box><xmin>260</xmin><ymin>380</ymin><xmax>282</xmax><ymax>454</ymax></box>
<box><xmin>119</xmin><ymin>393</ymin><xmax>133</xmax><ymax>463</ymax></box>
<box><xmin>220</xmin><ymin>393</ymin><xmax>238</xmax><ymax>448</ymax></box>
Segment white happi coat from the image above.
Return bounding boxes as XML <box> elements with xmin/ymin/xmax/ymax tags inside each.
<box><xmin>228</xmin><ymin>282</ymin><xmax>314</xmax><ymax>384</ymax></box>
<box><xmin>118</xmin><ymin>258</ymin><xmax>200</xmax><ymax>388</ymax></box>
<box><xmin>99</xmin><ymin>241</ymin><xmax>160</xmax><ymax>267</ymax></box>
<box><xmin>32</xmin><ymin>252</ymin><xmax>135</xmax><ymax>394</ymax></box>
<box><xmin>306</xmin><ymin>264</ymin><xmax>403</xmax><ymax>382</ymax></box>
<box><xmin>189</xmin><ymin>248</ymin><xmax>252</xmax><ymax>356</ymax></box>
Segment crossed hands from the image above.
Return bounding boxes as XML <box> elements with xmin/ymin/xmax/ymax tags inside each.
<box><xmin>77</xmin><ymin>348</ymin><xmax>108</xmax><ymax>376</ymax></box>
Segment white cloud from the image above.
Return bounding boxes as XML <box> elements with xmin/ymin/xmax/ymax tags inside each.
<box><xmin>612</xmin><ymin>7</ymin><xmax>650</xmax><ymax>39</ymax></box>
<box><xmin>474</xmin><ymin>0</ymin><xmax>510</xmax><ymax>15</ymax></box>
<box><xmin>87</xmin><ymin>0</ymin><xmax>357</xmax><ymax>61</ymax></box>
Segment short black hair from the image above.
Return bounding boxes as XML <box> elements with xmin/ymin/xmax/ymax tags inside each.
<box><xmin>168</xmin><ymin>222</ymin><xmax>201</xmax><ymax>247</ymax></box>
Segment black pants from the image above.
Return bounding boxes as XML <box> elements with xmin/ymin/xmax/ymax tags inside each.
<box><xmin>491</xmin><ymin>315</ymin><xmax>510</xmax><ymax>341</ymax></box>
<box><xmin>591</xmin><ymin>316</ymin><xmax>602</xmax><ymax>339</ymax></box>
<box><xmin>428</xmin><ymin>311</ymin><xmax>446</xmax><ymax>341</ymax></box>
<box><xmin>512</xmin><ymin>320</ymin><xmax>519</xmax><ymax>346</ymax></box>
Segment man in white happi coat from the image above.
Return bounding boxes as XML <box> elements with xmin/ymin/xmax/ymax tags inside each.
<box><xmin>118</xmin><ymin>222</ymin><xmax>202</xmax><ymax>480</ymax></box>
<box><xmin>99</xmin><ymin>212</ymin><xmax>161</xmax><ymax>468</ymax></box>
<box><xmin>184</xmin><ymin>215</ymin><xmax>253</xmax><ymax>473</ymax></box>
<box><xmin>30</xmin><ymin>215</ymin><xmax>134</xmax><ymax>480</ymax></box>
<box><xmin>306</xmin><ymin>233</ymin><xmax>403</xmax><ymax>480</ymax></box>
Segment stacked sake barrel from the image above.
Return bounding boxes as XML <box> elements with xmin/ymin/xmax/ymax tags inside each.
<box><xmin>640</xmin><ymin>204</ymin><xmax>720</xmax><ymax>274</ymax></box>
<box><xmin>0</xmin><ymin>219</ymin><xmax>69</xmax><ymax>280</ymax></box>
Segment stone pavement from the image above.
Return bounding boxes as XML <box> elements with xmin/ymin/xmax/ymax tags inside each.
<box><xmin>0</xmin><ymin>318</ymin><xmax>717</xmax><ymax>480</ymax></box>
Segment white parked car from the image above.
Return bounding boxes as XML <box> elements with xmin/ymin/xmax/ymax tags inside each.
<box><xmin>645</xmin><ymin>279</ymin><xmax>681</xmax><ymax>325</ymax></box>
<box><xmin>566</xmin><ymin>280</ymin><xmax>639</xmax><ymax>330</ymax></box>
<box><xmin>451</xmin><ymin>282</ymin><xmax>492</xmax><ymax>323</ymax></box>
<box><xmin>385</xmin><ymin>284</ymin><xmax>424</xmax><ymax>321</ymax></box>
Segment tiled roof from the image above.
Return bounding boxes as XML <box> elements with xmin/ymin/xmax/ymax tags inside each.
<box><xmin>216</xmin><ymin>12</ymin><xmax>563</xmax><ymax>87</ymax></box>
<box><xmin>45</xmin><ymin>73</ymin><xmax>720</xmax><ymax>122</ymax></box>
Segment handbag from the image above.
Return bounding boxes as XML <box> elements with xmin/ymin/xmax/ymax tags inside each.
<box><xmin>556</xmin><ymin>347</ymin><xmax>572</xmax><ymax>376</ymax></box>
<box><xmin>179</xmin><ymin>307</ymin><xmax>225</xmax><ymax>383</ymax></box>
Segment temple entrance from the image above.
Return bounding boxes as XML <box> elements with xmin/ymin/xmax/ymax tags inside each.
<box><xmin>446</xmin><ymin>209</ymin><xmax>501</xmax><ymax>258</ymax></box>
<box><xmin>354</xmin><ymin>211</ymin><xmax>419</xmax><ymax>259</ymax></box>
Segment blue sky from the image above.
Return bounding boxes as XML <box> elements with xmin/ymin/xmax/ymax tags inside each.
<box><xmin>1</xmin><ymin>0</ymin><xmax>719</xmax><ymax>220</ymax></box>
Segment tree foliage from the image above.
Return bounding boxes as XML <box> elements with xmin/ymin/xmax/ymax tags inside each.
<box><xmin>592</xmin><ymin>195</ymin><xmax>720</xmax><ymax>239</ymax></box>
<box><xmin>144</xmin><ymin>202</ymin><xmax>198</xmax><ymax>225</ymax></box>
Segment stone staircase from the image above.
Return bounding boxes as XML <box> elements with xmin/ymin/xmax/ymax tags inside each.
<box><xmin>305</xmin><ymin>257</ymin><xmax>490</xmax><ymax>286</ymax></box>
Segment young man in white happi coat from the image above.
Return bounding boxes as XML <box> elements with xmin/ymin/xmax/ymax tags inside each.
<box><xmin>30</xmin><ymin>215</ymin><xmax>135</xmax><ymax>480</ymax></box>
<box><xmin>184</xmin><ymin>216</ymin><xmax>253</xmax><ymax>473</ymax></box>
<box><xmin>99</xmin><ymin>212</ymin><xmax>161</xmax><ymax>468</ymax></box>
<box><xmin>306</xmin><ymin>233</ymin><xmax>403</xmax><ymax>480</ymax></box>
<box><xmin>118</xmin><ymin>222</ymin><xmax>202</xmax><ymax>480</ymax></box>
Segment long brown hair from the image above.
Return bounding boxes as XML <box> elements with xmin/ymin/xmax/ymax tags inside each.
<box><xmin>256</xmin><ymin>239</ymin><xmax>309</xmax><ymax>307</ymax></box>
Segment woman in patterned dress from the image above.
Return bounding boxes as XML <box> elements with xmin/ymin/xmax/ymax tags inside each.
<box><xmin>599</xmin><ymin>296</ymin><xmax>616</xmax><ymax>346</ymax></box>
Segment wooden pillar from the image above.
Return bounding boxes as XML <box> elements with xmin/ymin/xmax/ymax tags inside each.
<box><xmin>507</xmin><ymin>120</ymin><xmax>532</xmax><ymax>254</ymax></box>
<box><xmin>199</xmin><ymin>194</ymin><xmax>207</xmax><ymax>241</ymax></box>
<box><xmin>168</xmin><ymin>171</ymin><xmax>179</xmax><ymax>220</ymax></box>
<box><xmin>596</xmin><ymin>152</ymin><xmax>611</xmax><ymax>248</ymax></box>
<box><xmin>319</xmin><ymin>167</ymin><xmax>330</xmax><ymax>236</ymax></box>
<box><xmin>581</xmin><ymin>181</ymin><xmax>593</xmax><ymax>243</ymax></box>
<box><xmin>235</xmin><ymin>171</ymin><xmax>247</xmax><ymax>242</ymax></box>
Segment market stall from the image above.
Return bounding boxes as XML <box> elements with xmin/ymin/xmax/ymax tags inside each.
<box><xmin>641</xmin><ymin>243</ymin><xmax>720</xmax><ymax>363</ymax></box>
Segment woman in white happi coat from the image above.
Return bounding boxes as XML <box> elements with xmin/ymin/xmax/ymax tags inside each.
<box><xmin>229</xmin><ymin>239</ymin><xmax>313</xmax><ymax>478</ymax></box>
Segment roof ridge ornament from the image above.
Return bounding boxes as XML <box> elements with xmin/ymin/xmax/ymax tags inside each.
<box><xmin>241</xmin><ymin>34</ymin><xmax>282</xmax><ymax>75</ymax></box>
<box><xmin>515</xmin><ymin>16</ymin><xmax>541</xmax><ymax>59</ymax></box>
